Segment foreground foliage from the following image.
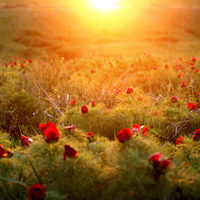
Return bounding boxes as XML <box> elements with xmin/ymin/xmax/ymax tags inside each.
<box><xmin>0</xmin><ymin>54</ymin><xmax>200</xmax><ymax>199</ymax></box>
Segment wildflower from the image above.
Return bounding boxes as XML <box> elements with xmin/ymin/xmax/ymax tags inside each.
<box><xmin>28</xmin><ymin>183</ymin><xmax>45</xmax><ymax>200</ymax></box>
<box><xmin>126</xmin><ymin>87</ymin><xmax>133</xmax><ymax>94</ymax></box>
<box><xmin>63</xmin><ymin>145</ymin><xmax>78</xmax><ymax>160</ymax></box>
<box><xmin>194</xmin><ymin>69</ymin><xmax>199</xmax><ymax>73</ymax></box>
<box><xmin>4</xmin><ymin>63</ymin><xmax>8</xmax><ymax>67</ymax></box>
<box><xmin>132</xmin><ymin>124</ymin><xmax>140</xmax><ymax>135</ymax></box>
<box><xmin>142</xmin><ymin>125</ymin><xmax>150</xmax><ymax>136</ymax></box>
<box><xmin>0</xmin><ymin>144</ymin><xmax>13</xmax><ymax>158</ymax></box>
<box><xmin>70</xmin><ymin>99</ymin><xmax>76</xmax><ymax>106</ymax></box>
<box><xmin>81</xmin><ymin>105</ymin><xmax>88</xmax><ymax>114</ymax></box>
<box><xmin>179</xmin><ymin>57</ymin><xmax>182</xmax><ymax>61</ymax></box>
<box><xmin>138</xmin><ymin>96</ymin><xmax>143</xmax><ymax>101</ymax></box>
<box><xmin>64</xmin><ymin>124</ymin><xmax>76</xmax><ymax>132</ymax></box>
<box><xmin>170</xmin><ymin>96</ymin><xmax>178</xmax><ymax>103</ymax></box>
<box><xmin>181</xmin><ymin>81</ymin><xmax>187</xmax><ymax>88</ymax></box>
<box><xmin>28</xmin><ymin>59</ymin><xmax>33</xmax><ymax>63</ymax></box>
<box><xmin>115</xmin><ymin>89</ymin><xmax>122</xmax><ymax>95</ymax></box>
<box><xmin>187</xmin><ymin>102</ymin><xmax>197</xmax><ymax>110</ymax></box>
<box><xmin>148</xmin><ymin>152</ymin><xmax>161</xmax><ymax>164</ymax></box>
<box><xmin>44</xmin><ymin>128</ymin><xmax>60</xmax><ymax>143</ymax></box>
<box><xmin>160</xmin><ymin>159</ymin><xmax>171</xmax><ymax>170</ymax></box>
<box><xmin>149</xmin><ymin>153</ymin><xmax>171</xmax><ymax>178</ymax></box>
<box><xmin>10</xmin><ymin>61</ymin><xmax>15</xmax><ymax>67</ymax></box>
<box><xmin>21</xmin><ymin>136</ymin><xmax>33</xmax><ymax>147</ymax></box>
<box><xmin>191</xmin><ymin>66</ymin><xmax>195</xmax><ymax>70</ymax></box>
<box><xmin>180</xmin><ymin>66</ymin><xmax>184</xmax><ymax>70</ymax></box>
<box><xmin>193</xmin><ymin>129</ymin><xmax>200</xmax><ymax>140</ymax></box>
<box><xmin>20</xmin><ymin>64</ymin><xmax>24</xmax><ymax>68</ymax></box>
<box><xmin>177</xmin><ymin>74</ymin><xmax>181</xmax><ymax>78</ymax></box>
<box><xmin>90</xmin><ymin>69</ymin><xmax>95</xmax><ymax>74</ymax></box>
<box><xmin>152</xmin><ymin>67</ymin><xmax>157</xmax><ymax>70</ymax></box>
<box><xmin>0</xmin><ymin>145</ymin><xmax>8</xmax><ymax>158</ymax></box>
<box><xmin>39</xmin><ymin>122</ymin><xmax>57</xmax><ymax>134</ymax></box>
<box><xmin>175</xmin><ymin>136</ymin><xmax>185</xmax><ymax>146</ymax></box>
<box><xmin>86</xmin><ymin>132</ymin><xmax>95</xmax><ymax>142</ymax></box>
<box><xmin>143</xmin><ymin>132</ymin><xmax>149</xmax><ymax>136</ymax></box>
<box><xmin>154</xmin><ymin>111</ymin><xmax>162</xmax><ymax>116</ymax></box>
<box><xmin>191</xmin><ymin>56</ymin><xmax>197</xmax><ymax>63</ymax></box>
<box><xmin>117</xmin><ymin>128</ymin><xmax>132</xmax><ymax>143</ymax></box>
<box><xmin>165</xmin><ymin>65</ymin><xmax>169</xmax><ymax>69</ymax></box>
<box><xmin>91</xmin><ymin>101</ymin><xmax>95</xmax><ymax>107</ymax></box>
<box><xmin>196</xmin><ymin>91</ymin><xmax>200</xmax><ymax>95</ymax></box>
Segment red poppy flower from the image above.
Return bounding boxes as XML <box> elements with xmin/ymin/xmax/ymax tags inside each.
<box><xmin>44</xmin><ymin>128</ymin><xmax>60</xmax><ymax>143</ymax></box>
<box><xmin>175</xmin><ymin>136</ymin><xmax>185</xmax><ymax>146</ymax></box>
<box><xmin>181</xmin><ymin>66</ymin><xmax>184</xmax><ymax>70</ymax></box>
<box><xmin>0</xmin><ymin>145</ymin><xmax>9</xmax><ymax>158</ymax></box>
<box><xmin>165</xmin><ymin>65</ymin><xmax>169</xmax><ymax>69</ymax></box>
<box><xmin>64</xmin><ymin>124</ymin><xmax>76</xmax><ymax>132</ymax></box>
<box><xmin>20</xmin><ymin>64</ymin><xmax>24</xmax><ymax>68</ymax></box>
<box><xmin>149</xmin><ymin>153</ymin><xmax>171</xmax><ymax>173</ymax></box>
<box><xmin>142</xmin><ymin>126</ymin><xmax>150</xmax><ymax>135</ymax></box>
<box><xmin>28</xmin><ymin>183</ymin><xmax>45</xmax><ymax>200</ymax></box>
<box><xmin>193</xmin><ymin>129</ymin><xmax>200</xmax><ymax>140</ymax></box>
<box><xmin>177</xmin><ymin>74</ymin><xmax>181</xmax><ymax>78</ymax></box>
<box><xmin>90</xmin><ymin>69</ymin><xmax>95</xmax><ymax>74</ymax></box>
<box><xmin>187</xmin><ymin>102</ymin><xmax>197</xmax><ymax>110</ymax></box>
<box><xmin>138</xmin><ymin>96</ymin><xmax>143</xmax><ymax>101</ymax></box>
<box><xmin>153</xmin><ymin>111</ymin><xmax>162</xmax><ymax>116</ymax></box>
<box><xmin>86</xmin><ymin>132</ymin><xmax>95</xmax><ymax>142</ymax></box>
<box><xmin>39</xmin><ymin>122</ymin><xmax>57</xmax><ymax>134</ymax></box>
<box><xmin>170</xmin><ymin>96</ymin><xmax>178</xmax><ymax>103</ymax></box>
<box><xmin>81</xmin><ymin>105</ymin><xmax>88</xmax><ymax>114</ymax></box>
<box><xmin>28</xmin><ymin>59</ymin><xmax>33</xmax><ymax>63</ymax></box>
<box><xmin>191</xmin><ymin>56</ymin><xmax>197</xmax><ymax>63</ymax></box>
<box><xmin>160</xmin><ymin>159</ymin><xmax>171</xmax><ymax>169</ymax></box>
<box><xmin>21</xmin><ymin>136</ymin><xmax>33</xmax><ymax>147</ymax></box>
<box><xmin>4</xmin><ymin>63</ymin><xmax>8</xmax><ymax>67</ymax></box>
<box><xmin>191</xmin><ymin>66</ymin><xmax>195</xmax><ymax>70</ymax></box>
<box><xmin>148</xmin><ymin>152</ymin><xmax>161</xmax><ymax>163</ymax></box>
<box><xmin>63</xmin><ymin>145</ymin><xmax>78</xmax><ymax>160</ymax></box>
<box><xmin>115</xmin><ymin>89</ymin><xmax>122</xmax><ymax>95</ymax></box>
<box><xmin>91</xmin><ymin>101</ymin><xmax>95</xmax><ymax>107</ymax></box>
<box><xmin>181</xmin><ymin>81</ymin><xmax>187</xmax><ymax>88</ymax></box>
<box><xmin>70</xmin><ymin>99</ymin><xmax>76</xmax><ymax>106</ymax></box>
<box><xmin>126</xmin><ymin>87</ymin><xmax>133</xmax><ymax>94</ymax></box>
<box><xmin>143</xmin><ymin>132</ymin><xmax>149</xmax><ymax>136</ymax></box>
<box><xmin>194</xmin><ymin>69</ymin><xmax>199</xmax><ymax>73</ymax></box>
<box><xmin>196</xmin><ymin>91</ymin><xmax>200</xmax><ymax>95</ymax></box>
<box><xmin>10</xmin><ymin>61</ymin><xmax>15</xmax><ymax>67</ymax></box>
<box><xmin>132</xmin><ymin>124</ymin><xmax>140</xmax><ymax>134</ymax></box>
<box><xmin>87</xmin><ymin>132</ymin><xmax>95</xmax><ymax>137</ymax></box>
<box><xmin>117</xmin><ymin>128</ymin><xmax>132</xmax><ymax>143</ymax></box>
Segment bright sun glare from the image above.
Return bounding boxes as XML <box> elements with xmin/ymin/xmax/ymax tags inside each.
<box><xmin>89</xmin><ymin>0</ymin><xmax>119</xmax><ymax>11</ymax></box>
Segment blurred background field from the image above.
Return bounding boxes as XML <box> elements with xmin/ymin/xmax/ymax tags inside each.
<box><xmin>1</xmin><ymin>0</ymin><xmax>200</xmax><ymax>60</ymax></box>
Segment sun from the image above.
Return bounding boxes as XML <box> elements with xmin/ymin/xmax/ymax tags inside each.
<box><xmin>88</xmin><ymin>0</ymin><xmax>120</xmax><ymax>11</ymax></box>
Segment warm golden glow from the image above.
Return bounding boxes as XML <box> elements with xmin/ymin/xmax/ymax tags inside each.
<box><xmin>88</xmin><ymin>0</ymin><xmax>120</xmax><ymax>11</ymax></box>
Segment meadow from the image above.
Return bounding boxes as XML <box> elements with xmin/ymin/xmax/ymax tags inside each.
<box><xmin>0</xmin><ymin>0</ymin><xmax>200</xmax><ymax>199</ymax></box>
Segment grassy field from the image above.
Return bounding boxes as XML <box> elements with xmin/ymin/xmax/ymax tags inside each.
<box><xmin>1</xmin><ymin>0</ymin><xmax>200</xmax><ymax>199</ymax></box>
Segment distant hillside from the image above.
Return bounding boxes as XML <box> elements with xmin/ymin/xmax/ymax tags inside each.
<box><xmin>0</xmin><ymin>0</ymin><xmax>200</xmax><ymax>60</ymax></box>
